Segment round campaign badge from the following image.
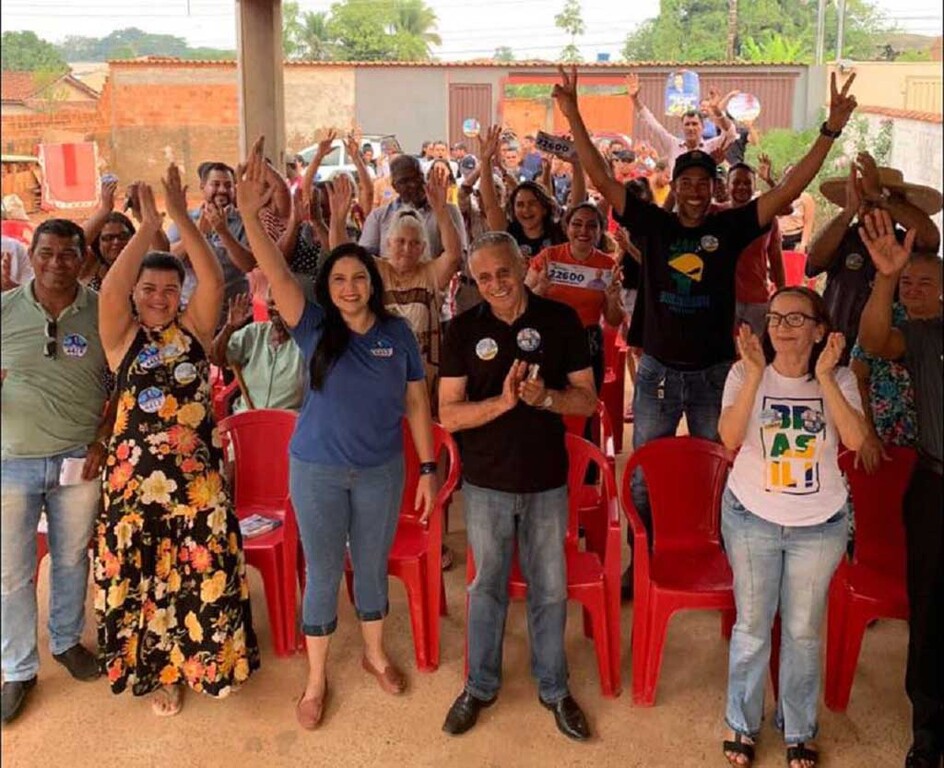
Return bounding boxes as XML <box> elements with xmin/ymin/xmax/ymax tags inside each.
<box><xmin>462</xmin><ymin>118</ymin><xmax>481</xmax><ymax>138</ymax></box>
<box><xmin>370</xmin><ymin>339</ymin><xmax>394</xmax><ymax>358</ymax></box>
<box><xmin>801</xmin><ymin>408</ymin><xmax>826</xmax><ymax>434</ymax></box>
<box><xmin>700</xmin><ymin>235</ymin><xmax>719</xmax><ymax>252</ymax></box>
<box><xmin>516</xmin><ymin>327</ymin><xmax>541</xmax><ymax>352</ymax></box>
<box><xmin>138</xmin><ymin>387</ymin><xmax>166</xmax><ymax>414</ymax></box>
<box><xmin>160</xmin><ymin>343</ymin><xmax>181</xmax><ymax>362</ymax></box>
<box><xmin>475</xmin><ymin>337</ymin><xmax>498</xmax><ymax>361</ymax></box>
<box><xmin>136</xmin><ymin>345</ymin><xmax>162</xmax><ymax>370</ymax></box>
<box><xmin>845</xmin><ymin>252</ymin><xmax>865</xmax><ymax>271</ymax></box>
<box><xmin>62</xmin><ymin>333</ymin><xmax>89</xmax><ymax>358</ymax></box>
<box><xmin>173</xmin><ymin>362</ymin><xmax>197</xmax><ymax>385</ymax></box>
<box><xmin>760</xmin><ymin>408</ymin><xmax>783</xmax><ymax>430</ymax></box>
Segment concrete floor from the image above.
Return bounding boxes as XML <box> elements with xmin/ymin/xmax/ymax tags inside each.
<box><xmin>2</xmin><ymin>425</ymin><xmax>912</xmax><ymax>768</ymax></box>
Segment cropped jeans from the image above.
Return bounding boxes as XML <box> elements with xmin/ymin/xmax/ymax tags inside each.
<box><xmin>721</xmin><ymin>487</ymin><xmax>848</xmax><ymax>744</ymax></box>
<box><xmin>1</xmin><ymin>447</ymin><xmax>100</xmax><ymax>682</ymax></box>
<box><xmin>289</xmin><ymin>453</ymin><xmax>404</xmax><ymax>636</ymax></box>
<box><xmin>463</xmin><ymin>482</ymin><xmax>569</xmax><ymax>705</ymax></box>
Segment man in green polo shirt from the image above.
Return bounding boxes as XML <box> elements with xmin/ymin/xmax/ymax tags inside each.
<box><xmin>1</xmin><ymin>219</ymin><xmax>111</xmax><ymax>725</ymax></box>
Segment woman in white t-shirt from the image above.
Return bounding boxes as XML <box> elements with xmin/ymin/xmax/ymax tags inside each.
<box><xmin>718</xmin><ymin>286</ymin><xmax>868</xmax><ymax>768</ymax></box>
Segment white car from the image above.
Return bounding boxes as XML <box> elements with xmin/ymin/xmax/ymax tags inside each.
<box><xmin>296</xmin><ymin>134</ymin><xmax>400</xmax><ymax>181</ymax></box>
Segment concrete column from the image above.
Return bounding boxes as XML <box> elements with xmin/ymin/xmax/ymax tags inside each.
<box><xmin>236</xmin><ymin>0</ymin><xmax>285</xmax><ymax>166</ymax></box>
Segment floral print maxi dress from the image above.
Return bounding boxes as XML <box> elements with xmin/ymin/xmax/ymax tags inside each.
<box><xmin>95</xmin><ymin>322</ymin><xmax>260</xmax><ymax>697</ymax></box>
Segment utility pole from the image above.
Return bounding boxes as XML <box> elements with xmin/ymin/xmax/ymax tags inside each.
<box><xmin>836</xmin><ymin>0</ymin><xmax>847</xmax><ymax>61</ymax></box>
<box><xmin>814</xmin><ymin>0</ymin><xmax>827</xmax><ymax>65</ymax></box>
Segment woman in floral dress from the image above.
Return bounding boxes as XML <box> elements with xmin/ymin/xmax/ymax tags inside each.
<box><xmin>95</xmin><ymin>166</ymin><xmax>259</xmax><ymax>716</ymax></box>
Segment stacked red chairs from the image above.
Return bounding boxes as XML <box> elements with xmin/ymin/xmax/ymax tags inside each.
<box><xmin>218</xmin><ymin>409</ymin><xmax>299</xmax><ymax>657</ymax></box>
<box><xmin>465</xmin><ymin>434</ymin><xmax>623</xmax><ymax>697</ymax></box>
<box><xmin>825</xmin><ymin>446</ymin><xmax>917</xmax><ymax>711</ymax></box>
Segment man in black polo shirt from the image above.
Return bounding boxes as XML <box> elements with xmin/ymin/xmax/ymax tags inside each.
<box><xmin>439</xmin><ymin>231</ymin><xmax>597</xmax><ymax>741</ymax></box>
<box><xmin>553</xmin><ymin>65</ymin><xmax>858</xmax><ymax>533</ymax></box>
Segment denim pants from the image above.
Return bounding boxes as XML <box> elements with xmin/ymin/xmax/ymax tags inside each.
<box><xmin>1</xmin><ymin>447</ymin><xmax>100</xmax><ymax>681</ymax></box>
<box><xmin>721</xmin><ymin>488</ymin><xmax>848</xmax><ymax>743</ymax></box>
<box><xmin>463</xmin><ymin>482</ymin><xmax>569</xmax><ymax>704</ymax></box>
<box><xmin>631</xmin><ymin>354</ymin><xmax>731</xmax><ymax>533</ymax></box>
<box><xmin>289</xmin><ymin>453</ymin><xmax>404</xmax><ymax>636</ymax></box>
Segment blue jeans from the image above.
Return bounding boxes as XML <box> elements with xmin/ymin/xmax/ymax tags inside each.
<box><xmin>289</xmin><ymin>453</ymin><xmax>404</xmax><ymax>636</ymax></box>
<box><xmin>721</xmin><ymin>487</ymin><xmax>848</xmax><ymax>743</ymax></box>
<box><xmin>631</xmin><ymin>354</ymin><xmax>731</xmax><ymax>534</ymax></box>
<box><xmin>463</xmin><ymin>483</ymin><xmax>569</xmax><ymax>704</ymax></box>
<box><xmin>1</xmin><ymin>447</ymin><xmax>100</xmax><ymax>681</ymax></box>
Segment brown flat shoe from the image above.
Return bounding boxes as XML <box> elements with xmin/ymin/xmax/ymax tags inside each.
<box><xmin>361</xmin><ymin>656</ymin><xmax>406</xmax><ymax>695</ymax></box>
<box><xmin>296</xmin><ymin>682</ymin><xmax>328</xmax><ymax>730</ymax></box>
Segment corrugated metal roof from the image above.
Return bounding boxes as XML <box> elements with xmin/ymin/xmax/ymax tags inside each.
<box><xmin>107</xmin><ymin>57</ymin><xmax>804</xmax><ymax>69</ymax></box>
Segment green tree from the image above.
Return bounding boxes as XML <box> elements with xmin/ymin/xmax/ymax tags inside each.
<box><xmin>740</xmin><ymin>31</ymin><xmax>809</xmax><ymax>63</ymax></box>
<box><xmin>493</xmin><ymin>46</ymin><xmax>515</xmax><ymax>62</ymax></box>
<box><xmin>390</xmin><ymin>0</ymin><xmax>441</xmax><ymax>60</ymax></box>
<box><xmin>328</xmin><ymin>0</ymin><xmax>396</xmax><ymax>61</ymax></box>
<box><xmin>2</xmin><ymin>31</ymin><xmax>68</xmax><ymax>72</ymax></box>
<box><xmin>622</xmin><ymin>0</ymin><xmax>894</xmax><ymax>63</ymax></box>
<box><xmin>555</xmin><ymin>0</ymin><xmax>586</xmax><ymax>62</ymax></box>
<box><xmin>297</xmin><ymin>11</ymin><xmax>336</xmax><ymax>61</ymax></box>
<box><xmin>282</xmin><ymin>0</ymin><xmax>304</xmax><ymax>59</ymax></box>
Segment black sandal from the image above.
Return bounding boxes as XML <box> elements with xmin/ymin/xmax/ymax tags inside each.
<box><xmin>786</xmin><ymin>743</ymin><xmax>819</xmax><ymax>766</ymax></box>
<box><xmin>722</xmin><ymin>733</ymin><xmax>755</xmax><ymax>766</ymax></box>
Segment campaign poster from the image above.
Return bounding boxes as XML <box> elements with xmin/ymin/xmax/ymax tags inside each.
<box><xmin>664</xmin><ymin>70</ymin><xmax>700</xmax><ymax>118</ymax></box>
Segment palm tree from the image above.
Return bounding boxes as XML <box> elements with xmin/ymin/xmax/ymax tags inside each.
<box><xmin>390</xmin><ymin>0</ymin><xmax>442</xmax><ymax>61</ymax></box>
<box><xmin>298</xmin><ymin>11</ymin><xmax>335</xmax><ymax>61</ymax></box>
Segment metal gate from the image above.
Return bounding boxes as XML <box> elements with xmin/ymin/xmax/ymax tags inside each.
<box><xmin>449</xmin><ymin>84</ymin><xmax>492</xmax><ymax>147</ymax></box>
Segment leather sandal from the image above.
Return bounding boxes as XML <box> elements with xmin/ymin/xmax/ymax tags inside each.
<box><xmin>722</xmin><ymin>733</ymin><xmax>756</xmax><ymax>766</ymax></box>
<box><xmin>786</xmin><ymin>743</ymin><xmax>819</xmax><ymax>767</ymax></box>
<box><xmin>296</xmin><ymin>680</ymin><xmax>328</xmax><ymax>730</ymax></box>
<box><xmin>361</xmin><ymin>656</ymin><xmax>405</xmax><ymax>695</ymax></box>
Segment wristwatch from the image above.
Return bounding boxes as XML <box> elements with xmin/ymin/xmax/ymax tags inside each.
<box><xmin>820</xmin><ymin>122</ymin><xmax>842</xmax><ymax>139</ymax></box>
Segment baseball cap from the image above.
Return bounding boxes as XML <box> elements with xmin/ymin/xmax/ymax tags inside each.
<box><xmin>672</xmin><ymin>150</ymin><xmax>717</xmax><ymax>180</ymax></box>
<box><xmin>459</xmin><ymin>155</ymin><xmax>477</xmax><ymax>179</ymax></box>
<box><xmin>613</xmin><ymin>150</ymin><xmax>636</xmax><ymax>162</ymax></box>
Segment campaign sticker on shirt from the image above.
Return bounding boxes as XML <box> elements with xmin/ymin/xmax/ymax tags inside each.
<box><xmin>160</xmin><ymin>343</ymin><xmax>182</xmax><ymax>362</ymax></box>
<box><xmin>62</xmin><ymin>333</ymin><xmax>89</xmax><ymax>358</ymax></box>
<box><xmin>845</xmin><ymin>252</ymin><xmax>865</xmax><ymax>271</ymax></box>
<box><xmin>516</xmin><ymin>327</ymin><xmax>542</xmax><ymax>352</ymax></box>
<box><xmin>700</xmin><ymin>235</ymin><xmax>719</xmax><ymax>252</ymax></box>
<box><xmin>173</xmin><ymin>362</ymin><xmax>197</xmax><ymax>385</ymax></box>
<box><xmin>136</xmin><ymin>345</ymin><xmax>162</xmax><ymax>370</ymax></box>
<box><xmin>760</xmin><ymin>408</ymin><xmax>783</xmax><ymax>430</ymax></box>
<box><xmin>138</xmin><ymin>387</ymin><xmax>166</xmax><ymax>413</ymax></box>
<box><xmin>800</xmin><ymin>407</ymin><xmax>826</xmax><ymax>434</ymax></box>
<box><xmin>370</xmin><ymin>339</ymin><xmax>394</xmax><ymax>358</ymax></box>
<box><xmin>475</xmin><ymin>337</ymin><xmax>498</xmax><ymax>361</ymax></box>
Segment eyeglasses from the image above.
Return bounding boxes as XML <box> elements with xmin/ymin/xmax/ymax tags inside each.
<box><xmin>765</xmin><ymin>311</ymin><xmax>817</xmax><ymax>328</ymax></box>
<box><xmin>100</xmin><ymin>232</ymin><xmax>132</xmax><ymax>244</ymax></box>
<box><xmin>44</xmin><ymin>318</ymin><xmax>58</xmax><ymax>359</ymax></box>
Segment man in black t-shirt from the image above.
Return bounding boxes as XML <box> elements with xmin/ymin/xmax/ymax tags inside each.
<box><xmin>859</xmin><ymin>215</ymin><xmax>943</xmax><ymax>768</ymax></box>
<box><xmin>554</xmin><ymin>65</ymin><xmax>859</xmax><ymax>534</ymax></box>
<box><xmin>438</xmin><ymin>231</ymin><xmax>597</xmax><ymax>741</ymax></box>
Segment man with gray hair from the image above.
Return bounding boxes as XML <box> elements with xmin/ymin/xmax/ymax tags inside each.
<box><xmin>438</xmin><ymin>231</ymin><xmax>596</xmax><ymax>741</ymax></box>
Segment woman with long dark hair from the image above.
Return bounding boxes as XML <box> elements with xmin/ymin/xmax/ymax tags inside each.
<box><xmin>717</xmin><ymin>286</ymin><xmax>868</xmax><ymax>768</ymax></box>
<box><xmin>237</xmin><ymin>137</ymin><xmax>437</xmax><ymax>730</ymax></box>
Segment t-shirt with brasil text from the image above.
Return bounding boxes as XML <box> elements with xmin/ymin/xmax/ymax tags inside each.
<box><xmin>723</xmin><ymin>361</ymin><xmax>863</xmax><ymax>526</ymax></box>
<box><xmin>615</xmin><ymin>195</ymin><xmax>764</xmax><ymax>370</ymax></box>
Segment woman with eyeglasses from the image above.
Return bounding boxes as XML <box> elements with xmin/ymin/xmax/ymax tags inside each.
<box><xmin>718</xmin><ymin>286</ymin><xmax>868</xmax><ymax>768</ymax></box>
<box><xmin>94</xmin><ymin>165</ymin><xmax>259</xmax><ymax>718</ymax></box>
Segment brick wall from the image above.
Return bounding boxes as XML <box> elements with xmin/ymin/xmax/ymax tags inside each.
<box><xmin>1</xmin><ymin>109</ymin><xmax>107</xmax><ymax>156</ymax></box>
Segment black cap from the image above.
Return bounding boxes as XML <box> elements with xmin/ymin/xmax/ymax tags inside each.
<box><xmin>672</xmin><ymin>150</ymin><xmax>717</xmax><ymax>180</ymax></box>
<box><xmin>613</xmin><ymin>149</ymin><xmax>636</xmax><ymax>162</ymax></box>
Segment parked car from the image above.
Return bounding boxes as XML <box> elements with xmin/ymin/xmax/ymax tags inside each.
<box><xmin>296</xmin><ymin>134</ymin><xmax>401</xmax><ymax>181</ymax></box>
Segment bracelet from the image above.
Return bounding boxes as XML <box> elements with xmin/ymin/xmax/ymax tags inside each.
<box><xmin>820</xmin><ymin>122</ymin><xmax>842</xmax><ymax>139</ymax></box>
<box><xmin>419</xmin><ymin>461</ymin><xmax>437</xmax><ymax>476</ymax></box>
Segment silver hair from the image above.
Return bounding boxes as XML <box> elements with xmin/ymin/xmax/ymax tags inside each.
<box><xmin>386</xmin><ymin>209</ymin><xmax>430</xmax><ymax>262</ymax></box>
<box><xmin>468</xmin><ymin>230</ymin><xmax>524</xmax><ymax>265</ymax></box>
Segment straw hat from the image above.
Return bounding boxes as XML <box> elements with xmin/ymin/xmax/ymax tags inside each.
<box><xmin>820</xmin><ymin>167</ymin><xmax>942</xmax><ymax>215</ymax></box>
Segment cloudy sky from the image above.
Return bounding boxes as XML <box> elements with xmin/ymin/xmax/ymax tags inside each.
<box><xmin>2</xmin><ymin>0</ymin><xmax>941</xmax><ymax>60</ymax></box>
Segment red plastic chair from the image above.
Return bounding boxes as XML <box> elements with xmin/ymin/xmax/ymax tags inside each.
<box><xmin>218</xmin><ymin>409</ymin><xmax>299</xmax><ymax>657</ymax></box>
<box><xmin>782</xmin><ymin>250</ymin><xmax>818</xmax><ymax>290</ymax></box>
<box><xmin>825</xmin><ymin>446</ymin><xmax>917</xmax><ymax>711</ymax></box>
<box><xmin>212</xmin><ymin>375</ymin><xmax>240</xmax><ymax>425</ymax></box>
<box><xmin>465</xmin><ymin>434</ymin><xmax>623</xmax><ymax>697</ymax></box>
<box><xmin>600</xmin><ymin>324</ymin><xmax>627</xmax><ymax>453</ymax></box>
<box><xmin>565</xmin><ymin>400</ymin><xmax>616</xmax><ymax>519</ymax></box>
<box><xmin>342</xmin><ymin>421</ymin><xmax>461</xmax><ymax>671</ymax></box>
<box><xmin>621</xmin><ymin>436</ymin><xmax>733</xmax><ymax>705</ymax></box>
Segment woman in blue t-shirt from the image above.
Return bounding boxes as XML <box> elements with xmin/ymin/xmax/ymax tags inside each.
<box><xmin>236</xmin><ymin>138</ymin><xmax>437</xmax><ymax>730</ymax></box>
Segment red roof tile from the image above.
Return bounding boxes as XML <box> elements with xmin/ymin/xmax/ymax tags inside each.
<box><xmin>859</xmin><ymin>105</ymin><xmax>942</xmax><ymax>124</ymax></box>
<box><xmin>1</xmin><ymin>72</ymin><xmax>41</xmax><ymax>102</ymax></box>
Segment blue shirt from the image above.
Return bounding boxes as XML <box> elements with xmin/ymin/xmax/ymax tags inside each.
<box><xmin>289</xmin><ymin>302</ymin><xmax>425</xmax><ymax>467</ymax></box>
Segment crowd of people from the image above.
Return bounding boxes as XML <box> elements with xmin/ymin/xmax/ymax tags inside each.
<box><xmin>1</xmin><ymin>66</ymin><xmax>942</xmax><ymax>768</ymax></box>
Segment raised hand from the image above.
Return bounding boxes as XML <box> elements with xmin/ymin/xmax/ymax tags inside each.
<box><xmin>137</xmin><ymin>182</ymin><xmax>164</xmax><ymax>231</ymax></box>
<box><xmin>500</xmin><ymin>359</ymin><xmax>528</xmax><ymax>410</ymax></box>
<box><xmin>315</xmin><ymin>129</ymin><xmax>338</xmax><ymax>158</ymax></box>
<box><xmin>859</xmin><ymin>209</ymin><xmax>916</xmax><ymax>276</ymax></box>
<box><xmin>605</xmin><ymin>264</ymin><xmax>623</xmax><ymax>301</ymax></box>
<box><xmin>226</xmin><ymin>292</ymin><xmax>253</xmax><ymax>328</ymax></box>
<box><xmin>757</xmin><ymin>153</ymin><xmax>773</xmax><ymax>184</ymax></box>
<box><xmin>477</xmin><ymin>124</ymin><xmax>502</xmax><ymax>162</ymax></box>
<box><xmin>235</xmin><ymin>135</ymin><xmax>274</xmax><ymax>219</ymax></box>
<box><xmin>326</xmin><ymin>173</ymin><xmax>353</xmax><ymax>222</ymax></box>
<box><xmin>342</xmin><ymin>132</ymin><xmax>361</xmax><ymax>163</ymax></box>
<box><xmin>814</xmin><ymin>332</ymin><xmax>846</xmax><ymax>381</ymax></box>
<box><xmin>426</xmin><ymin>163</ymin><xmax>449</xmax><ymax>213</ymax></box>
<box><xmin>737</xmin><ymin>324</ymin><xmax>766</xmax><ymax>376</ymax></box>
<box><xmin>706</xmin><ymin>87</ymin><xmax>723</xmax><ymax>114</ymax></box>
<box><xmin>161</xmin><ymin>163</ymin><xmax>190</xmax><ymax>224</ymax></box>
<box><xmin>125</xmin><ymin>181</ymin><xmax>145</xmax><ymax>222</ymax></box>
<box><xmin>826</xmin><ymin>71</ymin><xmax>857</xmax><ymax>134</ymax></box>
<box><xmin>856</xmin><ymin>152</ymin><xmax>882</xmax><ymax>200</ymax></box>
<box><xmin>552</xmin><ymin>65</ymin><xmax>579</xmax><ymax>119</ymax></box>
<box><xmin>626</xmin><ymin>72</ymin><xmax>640</xmax><ymax>100</ymax></box>
<box><xmin>100</xmin><ymin>179</ymin><xmax>118</xmax><ymax>210</ymax></box>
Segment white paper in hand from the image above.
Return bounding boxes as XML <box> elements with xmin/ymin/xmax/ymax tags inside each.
<box><xmin>59</xmin><ymin>457</ymin><xmax>88</xmax><ymax>486</ymax></box>
<box><xmin>535</xmin><ymin>131</ymin><xmax>578</xmax><ymax>162</ymax></box>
